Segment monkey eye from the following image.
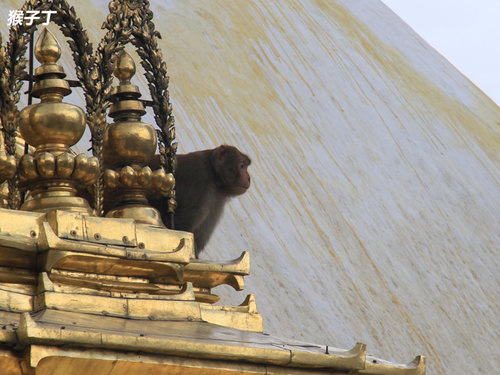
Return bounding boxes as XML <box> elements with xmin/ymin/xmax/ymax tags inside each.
<box><xmin>239</xmin><ymin>162</ymin><xmax>246</xmax><ymax>169</ymax></box>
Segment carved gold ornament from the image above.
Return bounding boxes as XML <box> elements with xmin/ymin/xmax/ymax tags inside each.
<box><xmin>0</xmin><ymin>0</ymin><xmax>177</xmax><ymax>216</ymax></box>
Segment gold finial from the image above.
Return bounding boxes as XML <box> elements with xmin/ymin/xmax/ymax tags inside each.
<box><xmin>114</xmin><ymin>50</ymin><xmax>136</xmax><ymax>83</ymax></box>
<box><xmin>17</xmin><ymin>29</ymin><xmax>96</xmax><ymax>214</ymax></box>
<box><xmin>103</xmin><ymin>52</ymin><xmax>174</xmax><ymax>226</ymax></box>
<box><xmin>34</xmin><ymin>28</ymin><xmax>61</xmax><ymax>64</ymax></box>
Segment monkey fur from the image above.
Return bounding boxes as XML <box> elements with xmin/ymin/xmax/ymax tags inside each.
<box><xmin>150</xmin><ymin>145</ymin><xmax>251</xmax><ymax>258</ymax></box>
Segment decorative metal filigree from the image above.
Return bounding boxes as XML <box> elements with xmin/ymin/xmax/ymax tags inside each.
<box><xmin>103</xmin><ymin>0</ymin><xmax>178</xmax><ymax>225</ymax></box>
<box><xmin>0</xmin><ymin>0</ymin><xmax>177</xmax><ymax>217</ymax></box>
<box><xmin>0</xmin><ymin>0</ymin><xmax>47</xmax><ymax>208</ymax></box>
<box><xmin>51</xmin><ymin>0</ymin><xmax>111</xmax><ymax>216</ymax></box>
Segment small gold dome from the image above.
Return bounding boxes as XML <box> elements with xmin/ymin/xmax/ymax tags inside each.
<box><xmin>114</xmin><ymin>50</ymin><xmax>136</xmax><ymax>82</ymax></box>
<box><xmin>19</xmin><ymin>28</ymin><xmax>85</xmax><ymax>153</ymax></box>
<box><xmin>34</xmin><ymin>28</ymin><xmax>61</xmax><ymax>64</ymax></box>
<box><xmin>104</xmin><ymin>50</ymin><xmax>156</xmax><ymax>167</ymax></box>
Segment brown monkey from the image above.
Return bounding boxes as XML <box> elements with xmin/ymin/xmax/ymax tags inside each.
<box><xmin>150</xmin><ymin>145</ymin><xmax>251</xmax><ymax>258</ymax></box>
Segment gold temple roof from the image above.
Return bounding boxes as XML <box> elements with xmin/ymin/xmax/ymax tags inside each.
<box><xmin>0</xmin><ymin>309</ymin><xmax>425</xmax><ymax>374</ymax></box>
<box><xmin>0</xmin><ymin>202</ymin><xmax>424</xmax><ymax>374</ymax></box>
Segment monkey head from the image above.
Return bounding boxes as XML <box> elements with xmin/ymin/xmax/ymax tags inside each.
<box><xmin>212</xmin><ymin>145</ymin><xmax>251</xmax><ymax>196</ymax></box>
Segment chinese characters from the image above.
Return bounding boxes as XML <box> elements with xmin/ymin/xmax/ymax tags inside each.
<box><xmin>7</xmin><ymin>10</ymin><xmax>57</xmax><ymax>27</ymax></box>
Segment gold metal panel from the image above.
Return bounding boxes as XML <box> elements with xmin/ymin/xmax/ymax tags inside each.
<box><xmin>45</xmin><ymin>211</ymin><xmax>83</xmax><ymax>242</ymax></box>
<box><xmin>48</xmin><ymin>272</ymin><xmax>164</xmax><ymax>295</ymax></box>
<box><xmin>185</xmin><ymin>273</ymin><xmax>244</xmax><ymax>291</ymax></box>
<box><xmin>47</xmin><ymin>211</ymin><xmax>138</xmax><ymax>247</ymax></box>
<box><xmin>361</xmin><ymin>356</ymin><xmax>426</xmax><ymax>375</ymax></box>
<box><xmin>0</xmin><ymin>247</ymin><xmax>36</xmax><ymax>269</ymax></box>
<box><xmin>0</xmin><ymin>311</ymin><xmax>21</xmax><ymax>345</ymax></box>
<box><xmin>135</xmin><ymin>225</ymin><xmax>195</xmax><ymax>259</ymax></box>
<box><xmin>224</xmin><ymin>294</ymin><xmax>258</xmax><ymax>313</ymax></box>
<box><xmin>127</xmin><ymin>299</ymin><xmax>201</xmax><ymax>321</ymax></box>
<box><xmin>29</xmin><ymin>345</ymin><xmax>345</xmax><ymax>375</ymax></box>
<box><xmin>0</xmin><ymin>331</ymin><xmax>17</xmax><ymax>346</ymax></box>
<box><xmin>38</xmin><ymin>221</ymin><xmax>192</xmax><ymax>263</ymax></box>
<box><xmin>193</xmin><ymin>288</ymin><xmax>221</xmax><ymax>304</ymax></box>
<box><xmin>37</xmin><ymin>269</ymin><xmax>258</xmax><ymax>330</ymax></box>
<box><xmin>0</xmin><ymin>208</ymin><xmax>45</xmax><ymax>239</ymax></box>
<box><xmin>35</xmin><ymin>292</ymin><xmax>128</xmax><ymax>317</ymax></box>
<box><xmin>48</xmin><ymin>269</ymin><xmax>190</xmax><ymax>297</ymax></box>
<box><xmin>291</xmin><ymin>344</ymin><xmax>365</xmax><ymax>370</ymax></box>
<box><xmin>187</xmin><ymin>252</ymin><xmax>250</xmax><ymax>274</ymax></box>
<box><xmin>183</xmin><ymin>252</ymin><xmax>249</xmax><ymax>290</ymax></box>
<box><xmin>40</xmin><ymin>250</ymin><xmax>183</xmax><ymax>281</ymax></box>
<box><xmin>0</xmin><ymin>284</ymin><xmax>34</xmax><ymax>312</ymax></box>
<box><xmin>0</xmin><ymin>350</ymin><xmax>22</xmax><ymax>375</ymax></box>
<box><xmin>0</xmin><ymin>266</ymin><xmax>36</xmax><ymax>284</ymax></box>
<box><xmin>18</xmin><ymin>311</ymin><xmax>366</xmax><ymax>371</ymax></box>
<box><xmin>200</xmin><ymin>298</ymin><xmax>263</xmax><ymax>333</ymax></box>
<box><xmin>0</xmin><ymin>282</ymin><xmax>36</xmax><ymax>296</ymax></box>
<box><xmin>0</xmin><ymin>209</ymin><xmax>44</xmax><ymax>267</ymax></box>
<box><xmin>35</xmin><ymin>278</ymin><xmax>200</xmax><ymax>320</ymax></box>
<box><xmin>83</xmin><ymin>215</ymin><xmax>136</xmax><ymax>247</ymax></box>
<box><xmin>36</xmin><ymin>357</ymin><xmax>115</xmax><ymax>375</ymax></box>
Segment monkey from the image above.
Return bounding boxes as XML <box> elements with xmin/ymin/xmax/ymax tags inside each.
<box><xmin>150</xmin><ymin>145</ymin><xmax>251</xmax><ymax>258</ymax></box>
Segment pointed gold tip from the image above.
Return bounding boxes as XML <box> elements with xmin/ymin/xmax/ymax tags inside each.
<box><xmin>114</xmin><ymin>50</ymin><xmax>136</xmax><ymax>81</ymax></box>
<box><xmin>34</xmin><ymin>28</ymin><xmax>61</xmax><ymax>64</ymax></box>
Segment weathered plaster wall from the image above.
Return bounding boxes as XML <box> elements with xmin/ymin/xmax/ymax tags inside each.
<box><xmin>1</xmin><ymin>1</ymin><xmax>499</xmax><ymax>374</ymax></box>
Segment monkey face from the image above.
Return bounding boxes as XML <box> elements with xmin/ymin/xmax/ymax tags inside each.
<box><xmin>233</xmin><ymin>159</ymin><xmax>251</xmax><ymax>195</ymax></box>
<box><xmin>213</xmin><ymin>145</ymin><xmax>251</xmax><ymax>196</ymax></box>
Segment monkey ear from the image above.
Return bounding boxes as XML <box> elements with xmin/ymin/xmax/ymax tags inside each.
<box><xmin>215</xmin><ymin>145</ymin><xmax>227</xmax><ymax>161</ymax></box>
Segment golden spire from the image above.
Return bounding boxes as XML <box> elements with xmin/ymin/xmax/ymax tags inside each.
<box><xmin>113</xmin><ymin>48</ymin><xmax>136</xmax><ymax>82</ymax></box>
<box><xmin>34</xmin><ymin>27</ymin><xmax>61</xmax><ymax>64</ymax></box>
<box><xmin>103</xmin><ymin>50</ymin><xmax>174</xmax><ymax>225</ymax></box>
<box><xmin>17</xmin><ymin>28</ymin><xmax>98</xmax><ymax>213</ymax></box>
